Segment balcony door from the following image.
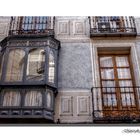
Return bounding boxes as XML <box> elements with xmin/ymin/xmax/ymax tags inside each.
<box><xmin>99</xmin><ymin>54</ymin><xmax>139</xmax><ymax>117</ymax></box>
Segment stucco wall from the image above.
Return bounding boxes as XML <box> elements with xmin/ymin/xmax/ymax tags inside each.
<box><xmin>58</xmin><ymin>42</ymin><xmax>92</xmax><ymax>89</ymax></box>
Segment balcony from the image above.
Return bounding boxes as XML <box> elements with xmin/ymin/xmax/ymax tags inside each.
<box><xmin>89</xmin><ymin>16</ymin><xmax>137</xmax><ymax>37</ymax></box>
<box><xmin>91</xmin><ymin>87</ymin><xmax>140</xmax><ymax>123</ymax></box>
<box><xmin>8</xmin><ymin>16</ymin><xmax>55</xmax><ymax>36</ymax></box>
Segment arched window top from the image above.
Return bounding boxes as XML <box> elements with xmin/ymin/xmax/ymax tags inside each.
<box><xmin>27</xmin><ymin>48</ymin><xmax>45</xmax><ymax>81</ymax></box>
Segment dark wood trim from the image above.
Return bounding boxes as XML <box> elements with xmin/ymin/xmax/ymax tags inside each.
<box><xmin>98</xmin><ymin>50</ymin><xmax>130</xmax><ymax>55</ymax></box>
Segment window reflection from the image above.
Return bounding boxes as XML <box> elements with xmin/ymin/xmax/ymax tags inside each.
<box><xmin>26</xmin><ymin>48</ymin><xmax>45</xmax><ymax>81</ymax></box>
<box><xmin>100</xmin><ymin>57</ymin><xmax>113</xmax><ymax>67</ymax></box>
<box><xmin>5</xmin><ymin>49</ymin><xmax>25</xmax><ymax>82</ymax></box>
<box><xmin>116</xmin><ymin>56</ymin><xmax>129</xmax><ymax>67</ymax></box>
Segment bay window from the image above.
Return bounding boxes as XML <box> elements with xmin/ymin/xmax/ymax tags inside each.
<box><xmin>0</xmin><ymin>38</ymin><xmax>60</xmax><ymax>121</ymax></box>
<box><xmin>0</xmin><ymin>45</ymin><xmax>58</xmax><ymax>85</ymax></box>
<box><xmin>0</xmin><ymin>16</ymin><xmax>60</xmax><ymax>122</ymax></box>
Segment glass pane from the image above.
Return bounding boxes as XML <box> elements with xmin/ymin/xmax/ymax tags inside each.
<box><xmin>24</xmin><ymin>90</ymin><xmax>42</xmax><ymax>106</ymax></box>
<box><xmin>22</xmin><ymin>17</ymin><xmax>27</xmax><ymax>30</ymax></box>
<box><xmin>36</xmin><ymin>17</ymin><xmax>40</xmax><ymax>23</ymax></box>
<box><xmin>28</xmin><ymin>17</ymin><xmax>33</xmax><ymax>24</ymax></box>
<box><xmin>36</xmin><ymin>23</ymin><xmax>39</xmax><ymax>30</ymax></box>
<box><xmin>38</xmin><ymin>24</ymin><xmax>42</xmax><ymax>30</ymax></box>
<box><xmin>121</xmin><ymin>93</ymin><xmax>135</xmax><ymax>106</ymax></box>
<box><xmin>46</xmin><ymin>90</ymin><xmax>53</xmax><ymax>108</ymax></box>
<box><xmin>26</xmin><ymin>49</ymin><xmax>45</xmax><ymax>81</ymax></box>
<box><xmin>119</xmin><ymin>80</ymin><xmax>133</xmax><ymax>92</ymax></box>
<box><xmin>42</xmin><ymin>24</ymin><xmax>46</xmax><ymax>29</ymax></box>
<box><xmin>101</xmin><ymin>69</ymin><xmax>114</xmax><ymax>79</ymax></box>
<box><xmin>100</xmin><ymin>57</ymin><xmax>113</xmax><ymax>67</ymax></box>
<box><xmin>36</xmin><ymin>17</ymin><xmax>41</xmax><ymax>30</ymax></box>
<box><xmin>102</xmin><ymin>81</ymin><xmax>116</xmax><ymax>92</ymax></box>
<box><xmin>117</xmin><ymin>68</ymin><xmax>131</xmax><ymax>79</ymax></box>
<box><xmin>99</xmin><ymin>17</ymin><xmax>109</xmax><ymax>22</ymax></box>
<box><xmin>116</xmin><ymin>56</ymin><xmax>129</xmax><ymax>67</ymax></box>
<box><xmin>48</xmin><ymin>50</ymin><xmax>55</xmax><ymax>83</ymax></box>
<box><xmin>103</xmin><ymin>94</ymin><xmax>117</xmax><ymax>107</ymax></box>
<box><xmin>25</xmin><ymin>17</ymin><xmax>29</xmax><ymax>23</ymax></box>
<box><xmin>24</xmin><ymin>24</ymin><xmax>28</xmax><ymax>30</ymax></box>
<box><xmin>2</xmin><ymin>91</ymin><xmax>21</xmax><ymax>106</ymax></box>
<box><xmin>40</xmin><ymin>17</ymin><xmax>43</xmax><ymax>23</ymax></box>
<box><xmin>5</xmin><ymin>49</ymin><xmax>25</xmax><ymax>82</ymax></box>
<box><xmin>111</xmin><ymin>16</ymin><xmax>120</xmax><ymax>20</ymax></box>
<box><xmin>21</xmin><ymin>16</ymin><xmax>49</xmax><ymax>31</ymax></box>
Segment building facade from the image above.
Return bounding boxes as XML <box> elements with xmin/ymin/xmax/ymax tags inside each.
<box><xmin>0</xmin><ymin>16</ymin><xmax>140</xmax><ymax>124</ymax></box>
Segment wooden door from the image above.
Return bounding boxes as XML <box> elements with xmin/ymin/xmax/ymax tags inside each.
<box><xmin>99</xmin><ymin>54</ymin><xmax>139</xmax><ymax>118</ymax></box>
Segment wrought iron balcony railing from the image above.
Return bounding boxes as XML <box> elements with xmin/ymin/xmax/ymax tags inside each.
<box><xmin>89</xmin><ymin>16</ymin><xmax>137</xmax><ymax>37</ymax></box>
<box><xmin>91</xmin><ymin>87</ymin><xmax>140</xmax><ymax>123</ymax></box>
<box><xmin>9</xmin><ymin>16</ymin><xmax>55</xmax><ymax>36</ymax></box>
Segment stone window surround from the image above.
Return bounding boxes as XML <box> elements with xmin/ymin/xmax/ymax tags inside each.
<box><xmin>90</xmin><ymin>42</ymin><xmax>140</xmax><ymax>117</ymax></box>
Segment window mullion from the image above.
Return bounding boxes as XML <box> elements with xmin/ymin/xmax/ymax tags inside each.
<box><xmin>23</xmin><ymin>48</ymin><xmax>29</xmax><ymax>83</ymax></box>
<box><xmin>113</xmin><ymin>55</ymin><xmax>122</xmax><ymax>110</ymax></box>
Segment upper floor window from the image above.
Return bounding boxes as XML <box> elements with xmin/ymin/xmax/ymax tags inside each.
<box><xmin>4</xmin><ymin>48</ymin><xmax>46</xmax><ymax>83</ymax></box>
<box><xmin>21</xmin><ymin>17</ymin><xmax>48</xmax><ymax>31</ymax></box>
<box><xmin>89</xmin><ymin>16</ymin><xmax>136</xmax><ymax>36</ymax></box>
<box><xmin>9</xmin><ymin>16</ymin><xmax>55</xmax><ymax>35</ymax></box>
<box><xmin>0</xmin><ymin>44</ymin><xmax>59</xmax><ymax>87</ymax></box>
